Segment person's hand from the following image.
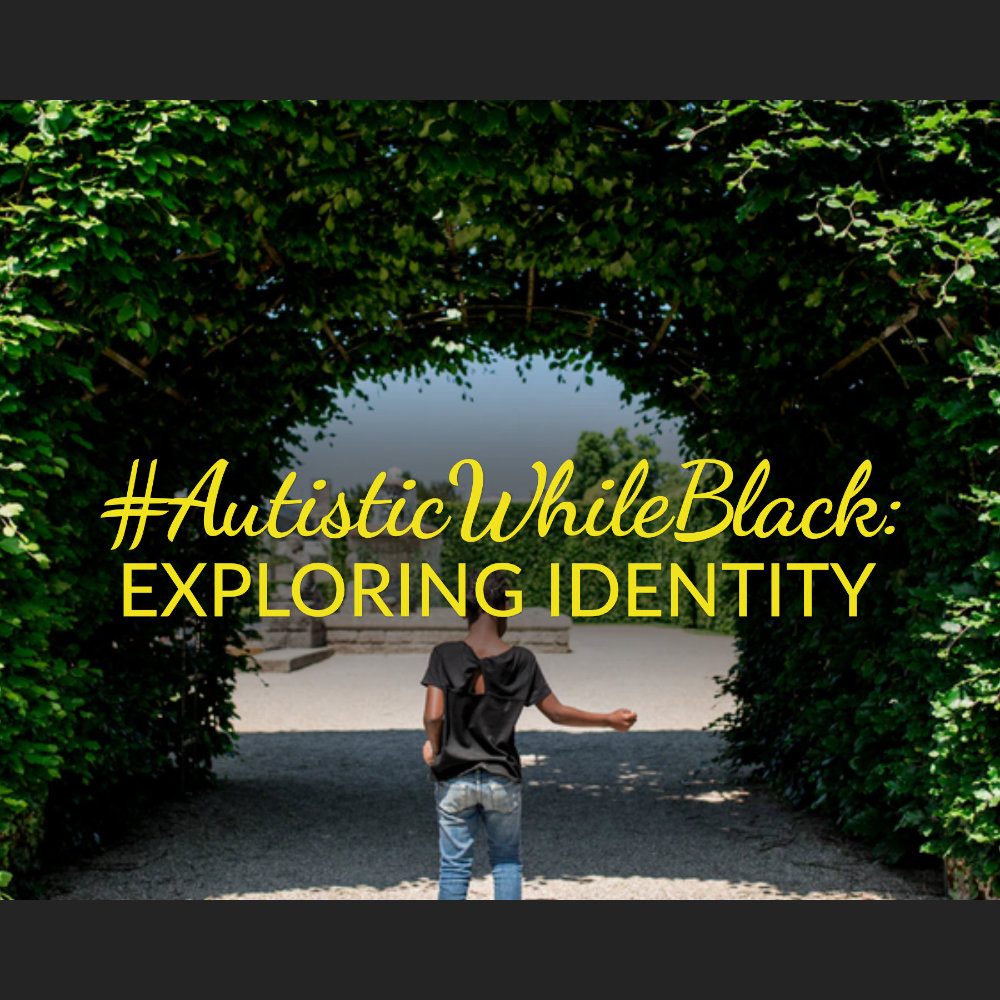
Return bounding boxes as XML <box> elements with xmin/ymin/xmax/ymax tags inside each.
<box><xmin>422</xmin><ymin>739</ymin><xmax>436</xmax><ymax>766</ymax></box>
<box><xmin>608</xmin><ymin>709</ymin><xmax>637</xmax><ymax>732</ymax></box>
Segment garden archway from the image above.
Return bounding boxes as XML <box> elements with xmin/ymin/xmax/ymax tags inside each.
<box><xmin>3</xmin><ymin>100</ymin><xmax>998</xmax><ymax>893</ymax></box>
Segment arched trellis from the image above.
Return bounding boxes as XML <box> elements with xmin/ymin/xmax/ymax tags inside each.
<box><xmin>4</xmin><ymin>99</ymin><xmax>999</xmax><ymax>897</ymax></box>
<box><xmin>76</xmin><ymin>281</ymin><xmax>946</xmax><ymax>449</ymax></box>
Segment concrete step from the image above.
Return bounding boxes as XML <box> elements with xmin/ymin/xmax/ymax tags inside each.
<box><xmin>250</xmin><ymin>646</ymin><xmax>335</xmax><ymax>673</ymax></box>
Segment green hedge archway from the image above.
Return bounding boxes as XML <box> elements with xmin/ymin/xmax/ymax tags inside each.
<box><xmin>2</xmin><ymin>100</ymin><xmax>998</xmax><ymax>894</ymax></box>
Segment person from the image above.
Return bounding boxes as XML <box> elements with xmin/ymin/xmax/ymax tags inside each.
<box><xmin>420</xmin><ymin>568</ymin><xmax>637</xmax><ymax>900</ymax></box>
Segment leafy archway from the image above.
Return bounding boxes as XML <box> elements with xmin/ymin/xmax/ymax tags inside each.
<box><xmin>2</xmin><ymin>100</ymin><xmax>998</xmax><ymax>894</ymax></box>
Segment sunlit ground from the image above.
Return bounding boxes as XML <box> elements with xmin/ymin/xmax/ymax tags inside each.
<box><xmin>41</xmin><ymin>626</ymin><xmax>943</xmax><ymax>900</ymax></box>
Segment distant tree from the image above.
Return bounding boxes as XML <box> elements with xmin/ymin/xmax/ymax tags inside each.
<box><xmin>418</xmin><ymin>479</ymin><xmax>461</xmax><ymax>502</ymax></box>
<box><xmin>343</xmin><ymin>480</ymin><xmax>373</xmax><ymax>501</ymax></box>
<box><xmin>567</xmin><ymin>427</ymin><xmax>685</xmax><ymax>504</ymax></box>
<box><xmin>570</xmin><ymin>431</ymin><xmax>614</xmax><ymax>498</ymax></box>
<box><xmin>398</xmin><ymin>471</ymin><xmax>461</xmax><ymax>502</ymax></box>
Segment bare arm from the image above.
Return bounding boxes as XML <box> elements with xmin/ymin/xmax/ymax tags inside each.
<box><xmin>422</xmin><ymin>685</ymin><xmax>445</xmax><ymax>764</ymax></box>
<box><xmin>536</xmin><ymin>693</ymin><xmax>637</xmax><ymax>732</ymax></box>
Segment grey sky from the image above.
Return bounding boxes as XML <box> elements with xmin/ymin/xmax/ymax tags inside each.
<box><xmin>280</xmin><ymin>353</ymin><xmax>686</xmax><ymax>500</ymax></box>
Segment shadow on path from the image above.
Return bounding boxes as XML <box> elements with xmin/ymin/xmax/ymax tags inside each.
<box><xmin>40</xmin><ymin>728</ymin><xmax>945</xmax><ymax>899</ymax></box>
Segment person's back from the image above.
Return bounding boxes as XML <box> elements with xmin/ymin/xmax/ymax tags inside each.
<box><xmin>421</xmin><ymin>569</ymin><xmax>637</xmax><ymax>900</ymax></box>
<box><xmin>423</xmin><ymin>641</ymin><xmax>549</xmax><ymax>785</ymax></box>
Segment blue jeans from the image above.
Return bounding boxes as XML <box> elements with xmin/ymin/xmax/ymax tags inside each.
<box><xmin>434</xmin><ymin>770</ymin><xmax>523</xmax><ymax>900</ymax></box>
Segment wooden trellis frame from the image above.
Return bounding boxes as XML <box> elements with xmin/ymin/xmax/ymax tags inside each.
<box><xmin>76</xmin><ymin>265</ymin><xmax>943</xmax><ymax>431</ymax></box>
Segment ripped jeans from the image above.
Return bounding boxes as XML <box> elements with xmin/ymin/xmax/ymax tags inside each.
<box><xmin>434</xmin><ymin>769</ymin><xmax>523</xmax><ymax>900</ymax></box>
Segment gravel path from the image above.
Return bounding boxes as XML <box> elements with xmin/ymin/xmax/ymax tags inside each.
<box><xmin>40</xmin><ymin>624</ymin><xmax>945</xmax><ymax>900</ymax></box>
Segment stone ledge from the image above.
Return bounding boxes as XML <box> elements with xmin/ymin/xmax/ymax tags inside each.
<box><xmin>325</xmin><ymin>606</ymin><xmax>571</xmax><ymax>653</ymax></box>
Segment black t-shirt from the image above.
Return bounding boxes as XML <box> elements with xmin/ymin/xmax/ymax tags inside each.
<box><xmin>421</xmin><ymin>641</ymin><xmax>552</xmax><ymax>782</ymax></box>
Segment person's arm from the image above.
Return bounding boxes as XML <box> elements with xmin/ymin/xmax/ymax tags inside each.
<box><xmin>536</xmin><ymin>692</ymin><xmax>636</xmax><ymax>732</ymax></box>
<box><xmin>422</xmin><ymin>684</ymin><xmax>445</xmax><ymax>765</ymax></box>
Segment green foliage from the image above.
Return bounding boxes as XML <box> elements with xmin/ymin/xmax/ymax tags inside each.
<box><xmin>0</xmin><ymin>101</ymin><xmax>325</xmax><ymax>884</ymax></box>
<box><xmin>567</xmin><ymin>426</ymin><xmax>686</xmax><ymax>504</ymax></box>
<box><xmin>1</xmin><ymin>99</ymin><xmax>998</xmax><ymax>893</ymax></box>
<box><xmin>413</xmin><ymin>479</ymin><xmax>462</xmax><ymax>503</ymax></box>
<box><xmin>687</xmin><ymin>101</ymin><xmax>1000</xmax><ymax>890</ymax></box>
